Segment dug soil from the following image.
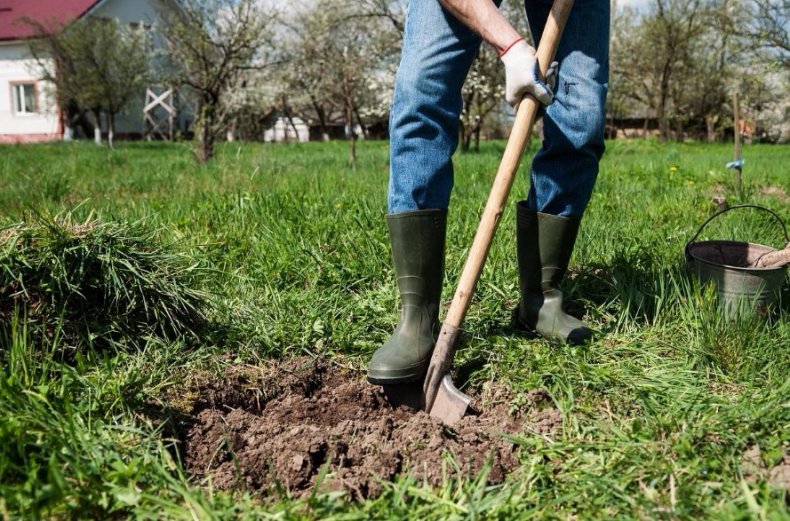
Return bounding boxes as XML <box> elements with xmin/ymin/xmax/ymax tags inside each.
<box><xmin>180</xmin><ymin>357</ymin><xmax>561</xmax><ymax>499</ymax></box>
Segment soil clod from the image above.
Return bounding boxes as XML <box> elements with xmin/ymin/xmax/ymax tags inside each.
<box><xmin>182</xmin><ymin>357</ymin><xmax>557</xmax><ymax>499</ymax></box>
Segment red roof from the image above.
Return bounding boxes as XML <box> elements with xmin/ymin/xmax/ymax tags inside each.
<box><xmin>0</xmin><ymin>0</ymin><xmax>102</xmax><ymax>42</ymax></box>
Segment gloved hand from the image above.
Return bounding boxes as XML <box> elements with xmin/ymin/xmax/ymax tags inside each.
<box><xmin>500</xmin><ymin>38</ymin><xmax>558</xmax><ymax>107</ymax></box>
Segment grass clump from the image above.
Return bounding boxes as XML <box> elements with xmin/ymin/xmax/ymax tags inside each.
<box><xmin>0</xmin><ymin>212</ymin><xmax>211</xmax><ymax>354</ymax></box>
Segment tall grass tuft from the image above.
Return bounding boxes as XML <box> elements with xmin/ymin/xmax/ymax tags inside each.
<box><xmin>0</xmin><ymin>212</ymin><xmax>212</xmax><ymax>354</ymax></box>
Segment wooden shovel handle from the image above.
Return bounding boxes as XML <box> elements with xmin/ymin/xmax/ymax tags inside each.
<box><xmin>424</xmin><ymin>0</ymin><xmax>575</xmax><ymax>408</ymax></box>
<box><xmin>444</xmin><ymin>0</ymin><xmax>573</xmax><ymax>328</ymax></box>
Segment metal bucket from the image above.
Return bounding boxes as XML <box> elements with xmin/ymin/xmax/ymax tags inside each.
<box><xmin>685</xmin><ymin>204</ymin><xmax>789</xmax><ymax>317</ymax></box>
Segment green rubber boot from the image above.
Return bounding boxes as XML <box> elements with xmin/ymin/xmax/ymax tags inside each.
<box><xmin>515</xmin><ymin>202</ymin><xmax>593</xmax><ymax>345</ymax></box>
<box><xmin>367</xmin><ymin>209</ymin><xmax>446</xmax><ymax>384</ymax></box>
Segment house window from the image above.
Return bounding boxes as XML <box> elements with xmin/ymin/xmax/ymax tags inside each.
<box><xmin>11</xmin><ymin>82</ymin><xmax>37</xmax><ymax>115</ymax></box>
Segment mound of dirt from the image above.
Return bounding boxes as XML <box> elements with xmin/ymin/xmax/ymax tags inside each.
<box><xmin>182</xmin><ymin>358</ymin><xmax>561</xmax><ymax>499</ymax></box>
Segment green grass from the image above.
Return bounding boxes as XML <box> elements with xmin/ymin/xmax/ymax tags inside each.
<box><xmin>0</xmin><ymin>139</ymin><xmax>788</xmax><ymax>519</ymax></box>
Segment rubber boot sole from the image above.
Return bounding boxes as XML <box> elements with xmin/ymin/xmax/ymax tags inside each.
<box><xmin>366</xmin><ymin>359</ymin><xmax>429</xmax><ymax>385</ymax></box>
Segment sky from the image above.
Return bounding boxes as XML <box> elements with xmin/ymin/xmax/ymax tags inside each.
<box><xmin>615</xmin><ymin>0</ymin><xmax>651</xmax><ymax>12</ymax></box>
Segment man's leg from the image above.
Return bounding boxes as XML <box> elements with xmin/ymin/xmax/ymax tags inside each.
<box><xmin>387</xmin><ymin>0</ymin><xmax>484</xmax><ymax>213</ymax></box>
<box><xmin>515</xmin><ymin>0</ymin><xmax>609</xmax><ymax>344</ymax></box>
<box><xmin>525</xmin><ymin>0</ymin><xmax>609</xmax><ymax>217</ymax></box>
<box><xmin>369</xmin><ymin>0</ymin><xmax>482</xmax><ymax>384</ymax></box>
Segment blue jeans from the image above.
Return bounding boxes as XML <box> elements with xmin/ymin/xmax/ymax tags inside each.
<box><xmin>387</xmin><ymin>0</ymin><xmax>609</xmax><ymax>219</ymax></box>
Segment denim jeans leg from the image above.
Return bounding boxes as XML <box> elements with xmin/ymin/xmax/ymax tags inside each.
<box><xmin>523</xmin><ymin>0</ymin><xmax>610</xmax><ymax>218</ymax></box>
<box><xmin>387</xmin><ymin>0</ymin><xmax>483</xmax><ymax>214</ymax></box>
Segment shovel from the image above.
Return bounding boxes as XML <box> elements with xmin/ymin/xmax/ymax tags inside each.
<box><xmin>421</xmin><ymin>0</ymin><xmax>575</xmax><ymax>425</ymax></box>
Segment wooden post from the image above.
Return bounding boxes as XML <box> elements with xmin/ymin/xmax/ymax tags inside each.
<box><xmin>733</xmin><ymin>92</ymin><xmax>742</xmax><ymax>188</ymax></box>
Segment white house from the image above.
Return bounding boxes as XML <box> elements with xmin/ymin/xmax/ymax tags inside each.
<box><xmin>263</xmin><ymin>116</ymin><xmax>310</xmax><ymax>143</ymax></box>
<box><xmin>0</xmin><ymin>0</ymin><xmax>169</xmax><ymax>143</ymax></box>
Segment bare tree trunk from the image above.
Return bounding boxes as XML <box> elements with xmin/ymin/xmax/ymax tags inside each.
<box><xmin>198</xmin><ymin>122</ymin><xmax>214</xmax><ymax>163</ymax></box>
<box><xmin>280</xmin><ymin>95</ymin><xmax>300</xmax><ymax>142</ymax></box>
<box><xmin>350</xmin><ymin>130</ymin><xmax>356</xmax><ymax>164</ymax></box>
<box><xmin>76</xmin><ymin>111</ymin><xmax>93</xmax><ymax>140</ymax></box>
<box><xmin>610</xmin><ymin>107</ymin><xmax>623</xmax><ymax>139</ymax></box>
<box><xmin>705</xmin><ymin>115</ymin><xmax>716</xmax><ymax>142</ymax></box>
<box><xmin>459</xmin><ymin>121</ymin><xmax>469</xmax><ymax>152</ymax></box>
<box><xmin>343</xmin><ymin>77</ymin><xmax>356</xmax><ymax>167</ymax></box>
<box><xmin>226</xmin><ymin>118</ymin><xmax>236</xmax><ymax>142</ymax></box>
<box><xmin>282</xmin><ymin>105</ymin><xmax>300</xmax><ymax>142</ymax></box>
<box><xmin>195</xmin><ymin>101</ymin><xmax>216</xmax><ymax>164</ymax></box>
<box><xmin>472</xmin><ymin>96</ymin><xmax>483</xmax><ymax>152</ymax></box>
<box><xmin>656</xmin><ymin>1</ymin><xmax>675</xmax><ymax>142</ymax></box>
<box><xmin>459</xmin><ymin>90</ymin><xmax>473</xmax><ymax>152</ymax></box>
<box><xmin>346</xmin><ymin>112</ymin><xmax>356</xmax><ymax>165</ymax></box>
<box><xmin>352</xmin><ymin>103</ymin><xmax>368</xmax><ymax>139</ymax></box>
<box><xmin>286</xmin><ymin>116</ymin><xmax>300</xmax><ymax>141</ymax></box>
<box><xmin>107</xmin><ymin>111</ymin><xmax>115</xmax><ymax>149</ymax></box>
<box><xmin>674</xmin><ymin>117</ymin><xmax>684</xmax><ymax>142</ymax></box>
<box><xmin>63</xmin><ymin>109</ymin><xmax>76</xmax><ymax>141</ymax></box>
<box><xmin>93</xmin><ymin>110</ymin><xmax>102</xmax><ymax>145</ymax></box>
<box><xmin>656</xmin><ymin>100</ymin><xmax>669</xmax><ymax>141</ymax></box>
<box><xmin>309</xmin><ymin>95</ymin><xmax>330</xmax><ymax>141</ymax></box>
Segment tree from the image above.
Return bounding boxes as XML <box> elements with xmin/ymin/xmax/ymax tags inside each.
<box><xmin>279</xmin><ymin>0</ymin><xmax>389</xmax><ymax>165</ymax></box>
<box><xmin>740</xmin><ymin>0</ymin><xmax>790</xmax><ymax>67</ymax></box>
<box><xmin>27</xmin><ymin>18</ymin><xmax>151</xmax><ymax>148</ymax></box>
<box><xmin>674</xmin><ymin>0</ymin><xmax>744</xmax><ymax>141</ymax></box>
<box><xmin>158</xmin><ymin>0</ymin><xmax>275</xmax><ymax>163</ymax></box>
<box><xmin>276</xmin><ymin>6</ymin><xmax>338</xmax><ymax>143</ymax></box>
<box><xmin>729</xmin><ymin>0</ymin><xmax>789</xmax><ymax>141</ymax></box>
<box><xmin>614</xmin><ymin>0</ymin><xmax>715</xmax><ymax>140</ymax></box>
<box><xmin>609</xmin><ymin>0</ymin><xmax>756</xmax><ymax>141</ymax></box>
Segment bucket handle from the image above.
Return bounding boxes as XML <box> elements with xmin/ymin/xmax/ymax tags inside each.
<box><xmin>686</xmin><ymin>204</ymin><xmax>790</xmax><ymax>257</ymax></box>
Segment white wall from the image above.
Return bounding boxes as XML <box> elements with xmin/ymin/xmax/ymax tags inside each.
<box><xmin>264</xmin><ymin>117</ymin><xmax>310</xmax><ymax>143</ymax></box>
<box><xmin>0</xmin><ymin>42</ymin><xmax>59</xmax><ymax>140</ymax></box>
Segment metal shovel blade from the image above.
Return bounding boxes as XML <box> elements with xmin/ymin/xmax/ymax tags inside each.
<box><xmin>427</xmin><ymin>374</ymin><xmax>472</xmax><ymax>426</ymax></box>
<box><xmin>421</xmin><ymin>324</ymin><xmax>473</xmax><ymax>425</ymax></box>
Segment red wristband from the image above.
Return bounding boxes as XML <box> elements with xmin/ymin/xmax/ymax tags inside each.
<box><xmin>498</xmin><ymin>37</ymin><xmax>524</xmax><ymax>57</ymax></box>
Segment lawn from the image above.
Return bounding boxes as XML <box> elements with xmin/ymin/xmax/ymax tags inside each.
<box><xmin>0</xmin><ymin>139</ymin><xmax>788</xmax><ymax>519</ymax></box>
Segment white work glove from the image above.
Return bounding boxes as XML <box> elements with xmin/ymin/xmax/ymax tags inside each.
<box><xmin>500</xmin><ymin>38</ymin><xmax>558</xmax><ymax>107</ymax></box>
